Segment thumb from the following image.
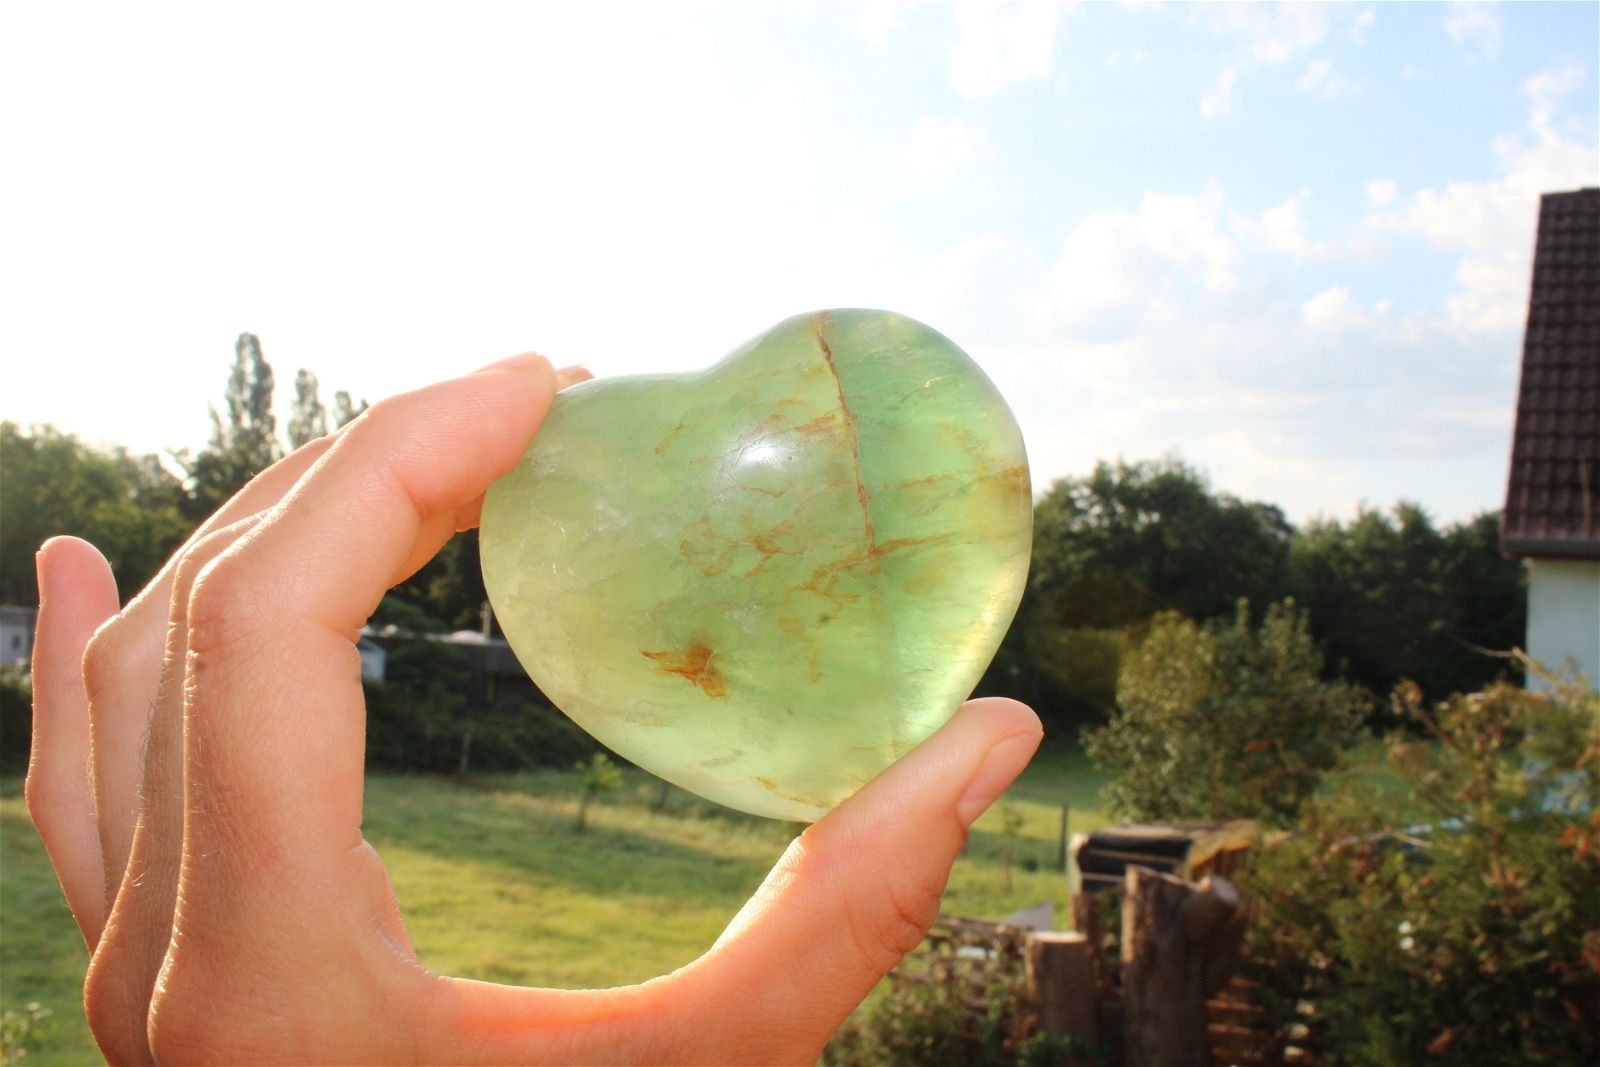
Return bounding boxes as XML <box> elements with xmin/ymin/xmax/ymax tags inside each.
<box><xmin>667</xmin><ymin>696</ymin><xmax>1043</xmax><ymax>1063</ymax></box>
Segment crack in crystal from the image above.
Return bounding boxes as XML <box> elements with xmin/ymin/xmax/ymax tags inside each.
<box><xmin>812</xmin><ymin>312</ymin><xmax>878</xmax><ymax>552</ymax></box>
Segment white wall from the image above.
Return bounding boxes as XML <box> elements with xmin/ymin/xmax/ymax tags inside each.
<box><xmin>1527</xmin><ymin>558</ymin><xmax>1600</xmax><ymax>691</ymax></box>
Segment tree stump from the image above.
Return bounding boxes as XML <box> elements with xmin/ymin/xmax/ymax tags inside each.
<box><xmin>1121</xmin><ymin>867</ymin><xmax>1245</xmax><ymax>1067</ymax></box>
<box><xmin>1026</xmin><ymin>931</ymin><xmax>1098</xmax><ymax>1052</ymax></box>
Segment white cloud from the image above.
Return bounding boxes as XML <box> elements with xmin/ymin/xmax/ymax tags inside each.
<box><xmin>948</xmin><ymin>0</ymin><xmax>1063</xmax><ymax>97</ymax></box>
<box><xmin>1446</xmin><ymin>1</ymin><xmax>1502</xmax><ymax>61</ymax></box>
<box><xmin>1302</xmin><ymin>286</ymin><xmax>1363</xmax><ymax>333</ymax></box>
<box><xmin>1373</xmin><ymin>66</ymin><xmax>1598</xmax><ymax>335</ymax></box>
<box><xmin>1257</xmin><ymin>190</ymin><xmax>1317</xmax><ymax>256</ymax></box>
<box><xmin>1191</xmin><ymin>3</ymin><xmax>1333</xmax><ymax>117</ymax></box>
<box><xmin>1365</xmin><ymin>178</ymin><xmax>1399</xmax><ymax>206</ymax></box>
<box><xmin>1299</xmin><ymin>58</ymin><xmax>1353</xmax><ymax>99</ymax></box>
<box><xmin>1200</xmin><ymin>67</ymin><xmax>1239</xmax><ymax>118</ymax></box>
<box><xmin>1247</xmin><ymin>190</ymin><xmax>1362</xmax><ymax>260</ymax></box>
<box><xmin>1046</xmin><ymin>184</ymin><xmax>1237</xmax><ymax>341</ymax></box>
<box><xmin>858</xmin><ymin>0</ymin><xmax>915</xmax><ymax>47</ymax></box>
<box><xmin>896</xmin><ymin>115</ymin><xmax>983</xmax><ymax>180</ymax></box>
<box><xmin>1526</xmin><ymin>66</ymin><xmax>1587</xmax><ymax>146</ymax></box>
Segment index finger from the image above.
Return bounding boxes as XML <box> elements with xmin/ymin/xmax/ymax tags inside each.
<box><xmin>178</xmin><ymin>354</ymin><xmax>557</xmax><ymax>882</ymax></box>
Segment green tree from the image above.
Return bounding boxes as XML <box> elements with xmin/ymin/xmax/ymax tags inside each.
<box><xmin>178</xmin><ymin>333</ymin><xmax>284</xmax><ymax>519</ymax></box>
<box><xmin>287</xmin><ymin>368</ymin><xmax>329</xmax><ymax>448</ymax></box>
<box><xmin>1031</xmin><ymin>456</ymin><xmax>1293</xmax><ymax>629</ymax></box>
<box><xmin>1084</xmin><ymin>600</ymin><xmax>1366</xmax><ymax>827</ymax></box>
<box><xmin>332</xmin><ymin>389</ymin><xmax>369</xmax><ymax>428</ymax></box>
<box><xmin>573</xmin><ymin>752</ymin><xmax>623</xmax><ymax>832</ymax></box>
<box><xmin>1242</xmin><ymin>673</ymin><xmax>1600</xmax><ymax>1066</ymax></box>
<box><xmin>0</xmin><ymin>422</ymin><xmax>189</xmax><ymax>605</ymax></box>
<box><xmin>1291</xmin><ymin>504</ymin><xmax>1524</xmax><ymax>701</ymax></box>
<box><xmin>1008</xmin><ymin>457</ymin><xmax>1295</xmax><ymax>729</ymax></box>
<box><xmin>386</xmin><ymin>530</ymin><xmax>493</xmax><ymax>634</ymax></box>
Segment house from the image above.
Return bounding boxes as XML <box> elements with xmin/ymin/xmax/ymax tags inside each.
<box><xmin>0</xmin><ymin>606</ymin><xmax>37</xmax><ymax>668</ymax></box>
<box><xmin>356</xmin><ymin>636</ymin><xmax>387</xmax><ymax>683</ymax></box>
<box><xmin>1501</xmin><ymin>187</ymin><xmax>1600</xmax><ymax>690</ymax></box>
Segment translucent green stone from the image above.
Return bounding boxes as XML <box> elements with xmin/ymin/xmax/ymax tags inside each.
<box><xmin>480</xmin><ymin>309</ymin><xmax>1031</xmax><ymax>820</ymax></box>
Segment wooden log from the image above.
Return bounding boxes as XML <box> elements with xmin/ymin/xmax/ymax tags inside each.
<box><xmin>1026</xmin><ymin>931</ymin><xmax>1098</xmax><ymax>1049</ymax></box>
<box><xmin>1121</xmin><ymin>867</ymin><xmax>1246</xmax><ymax>1067</ymax></box>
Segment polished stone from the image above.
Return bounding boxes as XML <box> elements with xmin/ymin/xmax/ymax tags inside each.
<box><xmin>480</xmin><ymin>309</ymin><xmax>1031</xmax><ymax>820</ymax></box>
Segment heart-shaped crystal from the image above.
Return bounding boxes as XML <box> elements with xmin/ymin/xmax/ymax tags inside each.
<box><xmin>480</xmin><ymin>309</ymin><xmax>1030</xmax><ymax>820</ymax></box>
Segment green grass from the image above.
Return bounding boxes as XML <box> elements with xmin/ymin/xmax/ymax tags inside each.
<box><xmin>0</xmin><ymin>745</ymin><xmax>1111</xmax><ymax>1064</ymax></box>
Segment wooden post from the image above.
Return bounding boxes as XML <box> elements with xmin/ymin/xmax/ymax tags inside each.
<box><xmin>1057</xmin><ymin>803</ymin><xmax>1070</xmax><ymax>871</ymax></box>
<box><xmin>1026</xmin><ymin>932</ymin><xmax>1098</xmax><ymax>1051</ymax></box>
<box><xmin>1120</xmin><ymin>867</ymin><xmax>1245</xmax><ymax>1067</ymax></box>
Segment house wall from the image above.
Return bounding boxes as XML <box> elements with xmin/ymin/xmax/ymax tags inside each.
<box><xmin>0</xmin><ymin>607</ymin><xmax>37</xmax><ymax>668</ymax></box>
<box><xmin>1527</xmin><ymin>558</ymin><xmax>1600</xmax><ymax>691</ymax></box>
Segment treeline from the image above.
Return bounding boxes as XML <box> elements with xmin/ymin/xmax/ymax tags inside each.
<box><xmin>2</xmin><ymin>334</ymin><xmax>1526</xmax><ymax>742</ymax></box>
<box><xmin>980</xmin><ymin>457</ymin><xmax>1524</xmax><ymax>729</ymax></box>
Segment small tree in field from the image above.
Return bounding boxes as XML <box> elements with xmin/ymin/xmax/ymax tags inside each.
<box><xmin>574</xmin><ymin>753</ymin><xmax>624</xmax><ymax>832</ymax></box>
<box><xmin>1084</xmin><ymin>599</ymin><xmax>1366</xmax><ymax>827</ymax></box>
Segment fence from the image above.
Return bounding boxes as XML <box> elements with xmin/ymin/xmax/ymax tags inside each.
<box><xmin>907</xmin><ymin>873</ymin><xmax>1322</xmax><ymax>1067</ymax></box>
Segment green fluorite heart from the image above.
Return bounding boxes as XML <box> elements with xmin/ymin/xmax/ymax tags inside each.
<box><xmin>480</xmin><ymin>309</ymin><xmax>1030</xmax><ymax>820</ymax></box>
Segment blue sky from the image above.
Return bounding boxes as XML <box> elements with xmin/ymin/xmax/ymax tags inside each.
<box><xmin>3</xmin><ymin>1</ymin><xmax>1596</xmax><ymax>525</ymax></box>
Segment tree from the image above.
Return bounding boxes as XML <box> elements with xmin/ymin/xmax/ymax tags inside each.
<box><xmin>1031</xmin><ymin>457</ymin><xmax>1293</xmax><ymax>629</ymax></box>
<box><xmin>332</xmin><ymin>389</ymin><xmax>369</xmax><ymax>428</ymax></box>
<box><xmin>1009</xmin><ymin>457</ymin><xmax>1294</xmax><ymax>729</ymax></box>
<box><xmin>1290</xmin><ymin>504</ymin><xmax>1525</xmax><ymax>701</ymax></box>
<box><xmin>1242</xmin><ymin>673</ymin><xmax>1600</xmax><ymax>1066</ymax></box>
<box><xmin>179</xmin><ymin>333</ymin><xmax>285</xmax><ymax>519</ymax></box>
<box><xmin>573</xmin><ymin>752</ymin><xmax>623</xmax><ymax>832</ymax></box>
<box><xmin>287</xmin><ymin>369</ymin><xmax>329</xmax><ymax>448</ymax></box>
<box><xmin>215</xmin><ymin>332</ymin><xmax>279</xmax><ymax>465</ymax></box>
<box><xmin>1084</xmin><ymin>600</ymin><xmax>1366</xmax><ymax>827</ymax></box>
<box><xmin>0</xmin><ymin>422</ymin><xmax>190</xmax><ymax>605</ymax></box>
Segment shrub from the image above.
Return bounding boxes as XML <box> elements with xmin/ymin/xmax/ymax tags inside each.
<box><xmin>363</xmin><ymin>636</ymin><xmax>597</xmax><ymax>775</ymax></box>
<box><xmin>824</xmin><ymin>923</ymin><xmax>1086</xmax><ymax>1067</ymax></box>
<box><xmin>1241</xmin><ymin>673</ymin><xmax>1600</xmax><ymax>1066</ymax></box>
<box><xmin>0</xmin><ymin>665</ymin><xmax>32</xmax><ymax>773</ymax></box>
<box><xmin>1084</xmin><ymin>599</ymin><xmax>1366</xmax><ymax>826</ymax></box>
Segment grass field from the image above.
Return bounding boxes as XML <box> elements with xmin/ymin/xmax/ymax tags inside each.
<box><xmin>0</xmin><ymin>740</ymin><xmax>1112</xmax><ymax>1065</ymax></box>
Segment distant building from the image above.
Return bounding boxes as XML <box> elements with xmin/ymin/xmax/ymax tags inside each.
<box><xmin>357</xmin><ymin>636</ymin><xmax>387</xmax><ymax>682</ymax></box>
<box><xmin>0</xmin><ymin>606</ymin><xmax>36</xmax><ymax>668</ymax></box>
<box><xmin>1501</xmin><ymin>187</ymin><xmax>1600</xmax><ymax>690</ymax></box>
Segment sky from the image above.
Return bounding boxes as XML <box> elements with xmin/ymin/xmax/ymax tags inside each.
<box><xmin>3</xmin><ymin>0</ymin><xmax>1596</xmax><ymax>526</ymax></box>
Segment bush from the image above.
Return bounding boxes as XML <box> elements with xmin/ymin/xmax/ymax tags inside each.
<box><xmin>363</xmin><ymin>637</ymin><xmax>597</xmax><ymax>775</ymax></box>
<box><xmin>1241</xmin><ymin>673</ymin><xmax>1600</xmax><ymax>1066</ymax></box>
<box><xmin>1084</xmin><ymin>599</ymin><xmax>1367</xmax><ymax>826</ymax></box>
<box><xmin>0</xmin><ymin>665</ymin><xmax>32</xmax><ymax>773</ymax></box>
<box><xmin>824</xmin><ymin>924</ymin><xmax>1086</xmax><ymax>1067</ymax></box>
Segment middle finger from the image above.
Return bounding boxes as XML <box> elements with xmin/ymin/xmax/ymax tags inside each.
<box><xmin>84</xmin><ymin>437</ymin><xmax>336</xmax><ymax>905</ymax></box>
<box><xmin>84</xmin><ymin>516</ymin><xmax>265</xmax><ymax>1066</ymax></box>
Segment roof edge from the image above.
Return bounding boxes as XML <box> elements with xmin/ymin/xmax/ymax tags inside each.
<box><xmin>1502</xmin><ymin>535</ymin><xmax>1600</xmax><ymax>560</ymax></box>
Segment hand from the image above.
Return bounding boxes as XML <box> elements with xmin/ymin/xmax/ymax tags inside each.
<box><xmin>27</xmin><ymin>354</ymin><xmax>1043</xmax><ymax>1066</ymax></box>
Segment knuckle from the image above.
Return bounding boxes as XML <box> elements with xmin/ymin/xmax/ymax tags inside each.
<box><xmin>146</xmin><ymin>948</ymin><xmax>232</xmax><ymax>1063</ymax></box>
<box><xmin>183</xmin><ymin>552</ymin><xmax>270</xmax><ymax>655</ymax></box>
<box><xmin>810</xmin><ymin>832</ymin><xmax>945</xmax><ymax>976</ymax></box>
<box><xmin>22</xmin><ymin>773</ymin><xmax>53</xmax><ymax>830</ymax></box>
<box><xmin>81</xmin><ymin>618</ymin><xmax>136</xmax><ymax>702</ymax></box>
<box><xmin>83</xmin><ymin>942</ymin><xmax>150</xmax><ymax>1064</ymax></box>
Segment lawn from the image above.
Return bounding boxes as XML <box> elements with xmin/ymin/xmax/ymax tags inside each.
<box><xmin>0</xmin><ymin>739</ymin><xmax>1111</xmax><ymax>1065</ymax></box>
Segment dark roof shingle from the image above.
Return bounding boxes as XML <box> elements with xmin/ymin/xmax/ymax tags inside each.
<box><xmin>1501</xmin><ymin>188</ymin><xmax>1600</xmax><ymax>559</ymax></box>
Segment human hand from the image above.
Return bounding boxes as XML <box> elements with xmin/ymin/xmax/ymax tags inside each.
<box><xmin>27</xmin><ymin>354</ymin><xmax>1043</xmax><ymax>1065</ymax></box>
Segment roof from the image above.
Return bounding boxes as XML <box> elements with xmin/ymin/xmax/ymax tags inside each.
<box><xmin>1502</xmin><ymin>187</ymin><xmax>1600</xmax><ymax>559</ymax></box>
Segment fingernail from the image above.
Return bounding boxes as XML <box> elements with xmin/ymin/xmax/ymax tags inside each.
<box><xmin>472</xmin><ymin>352</ymin><xmax>550</xmax><ymax>376</ymax></box>
<box><xmin>955</xmin><ymin>730</ymin><xmax>1042</xmax><ymax>827</ymax></box>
